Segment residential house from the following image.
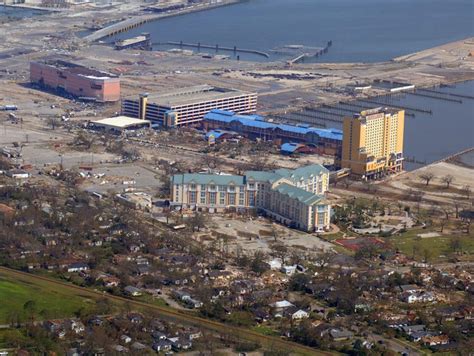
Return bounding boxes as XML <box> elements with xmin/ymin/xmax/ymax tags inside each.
<box><xmin>290</xmin><ymin>309</ymin><xmax>310</xmax><ymax>320</ymax></box>
<box><xmin>7</xmin><ymin>169</ymin><xmax>30</xmax><ymax>179</ymax></box>
<box><xmin>280</xmin><ymin>265</ymin><xmax>297</xmax><ymax>275</ymax></box>
<box><xmin>267</xmin><ymin>258</ymin><xmax>282</xmax><ymax>270</ymax></box>
<box><xmin>329</xmin><ymin>328</ymin><xmax>354</xmax><ymax>341</ymax></box>
<box><xmin>124</xmin><ymin>286</ymin><xmax>142</xmax><ymax>296</ymax></box>
<box><xmin>185</xmin><ymin>298</ymin><xmax>203</xmax><ymax>309</ymax></box>
<box><xmin>271</xmin><ymin>300</ymin><xmax>295</xmax><ymax>318</ymax></box>
<box><xmin>172</xmin><ymin>289</ymin><xmax>192</xmax><ymax>301</ymax></box>
<box><xmin>152</xmin><ymin>340</ymin><xmax>172</xmax><ymax>352</ymax></box>
<box><xmin>422</xmin><ymin>335</ymin><xmax>449</xmax><ymax>346</ymax></box>
<box><xmin>402</xmin><ymin>291</ymin><xmax>435</xmax><ymax>304</ymax></box>
<box><xmin>67</xmin><ymin>262</ymin><xmax>89</xmax><ymax>273</ymax></box>
<box><xmin>131</xmin><ymin>342</ymin><xmax>147</xmax><ymax>351</ymax></box>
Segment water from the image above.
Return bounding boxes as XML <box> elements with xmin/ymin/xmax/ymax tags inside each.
<box><xmin>107</xmin><ymin>0</ymin><xmax>474</xmax><ymax>62</ymax></box>
<box><xmin>314</xmin><ymin>82</ymin><xmax>474</xmax><ymax>171</ymax></box>
<box><xmin>0</xmin><ymin>5</ymin><xmax>46</xmax><ymax>18</ymax></box>
<box><xmin>401</xmin><ymin>81</ymin><xmax>474</xmax><ymax>170</ymax></box>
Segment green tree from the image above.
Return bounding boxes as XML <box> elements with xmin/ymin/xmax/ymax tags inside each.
<box><xmin>289</xmin><ymin>273</ymin><xmax>310</xmax><ymax>291</ymax></box>
<box><xmin>23</xmin><ymin>300</ymin><xmax>38</xmax><ymax>322</ymax></box>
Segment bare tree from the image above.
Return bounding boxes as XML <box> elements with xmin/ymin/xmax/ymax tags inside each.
<box><xmin>270</xmin><ymin>243</ymin><xmax>289</xmax><ymax>264</ymax></box>
<box><xmin>46</xmin><ymin>117</ymin><xmax>60</xmax><ymax>130</ymax></box>
<box><xmin>441</xmin><ymin>175</ymin><xmax>454</xmax><ymax>189</ymax></box>
<box><xmin>461</xmin><ymin>185</ymin><xmax>471</xmax><ymax>200</ymax></box>
<box><xmin>450</xmin><ymin>237</ymin><xmax>462</xmax><ymax>255</ymax></box>
<box><xmin>271</xmin><ymin>225</ymin><xmax>279</xmax><ymax>242</ymax></box>
<box><xmin>187</xmin><ymin>212</ymin><xmax>207</xmax><ymax>232</ymax></box>
<box><xmin>342</xmin><ymin>178</ymin><xmax>353</xmax><ymax>189</ymax></box>
<box><xmin>413</xmin><ymin>190</ymin><xmax>425</xmax><ymax>202</ymax></box>
<box><xmin>72</xmin><ymin>131</ymin><xmax>95</xmax><ymax>149</ymax></box>
<box><xmin>419</xmin><ymin>172</ymin><xmax>435</xmax><ymax>186</ymax></box>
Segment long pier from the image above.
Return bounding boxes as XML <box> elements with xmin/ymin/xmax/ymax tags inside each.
<box><xmin>165</xmin><ymin>41</ymin><xmax>270</xmax><ymax>58</ymax></box>
<box><xmin>417</xmin><ymin>88</ymin><xmax>474</xmax><ymax>100</ymax></box>
<box><xmin>323</xmin><ymin>103</ymin><xmax>414</xmax><ymax>117</ymax></box>
<box><xmin>357</xmin><ymin>98</ymin><xmax>432</xmax><ymax>114</ymax></box>
<box><xmin>434</xmin><ymin>146</ymin><xmax>474</xmax><ymax>166</ymax></box>
<box><xmin>84</xmin><ymin>0</ymin><xmax>242</xmax><ymax>42</ymax></box>
<box><xmin>409</xmin><ymin>91</ymin><xmax>462</xmax><ymax>103</ymax></box>
<box><xmin>85</xmin><ymin>15</ymin><xmax>161</xmax><ymax>42</ymax></box>
<box><xmin>287</xmin><ymin>53</ymin><xmax>308</xmax><ymax>65</ymax></box>
<box><xmin>286</xmin><ymin>40</ymin><xmax>332</xmax><ymax>65</ymax></box>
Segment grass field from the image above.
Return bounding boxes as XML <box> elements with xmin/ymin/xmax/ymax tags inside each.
<box><xmin>0</xmin><ymin>270</ymin><xmax>97</xmax><ymax>323</ymax></box>
<box><xmin>389</xmin><ymin>228</ymin><xmax>474</xmax><ymax>262</ymax></box>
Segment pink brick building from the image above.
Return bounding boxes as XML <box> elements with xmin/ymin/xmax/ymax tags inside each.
<box><xmin>30</xmin><ymin>60</ymin><xmax>120</xmax><ymax>102</ymax></box>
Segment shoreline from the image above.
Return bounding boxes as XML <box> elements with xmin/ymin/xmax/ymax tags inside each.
<box><xmin>84</xmin><ymin>0</ymin><xmax>244</xmax><ymax>42</ymax></box>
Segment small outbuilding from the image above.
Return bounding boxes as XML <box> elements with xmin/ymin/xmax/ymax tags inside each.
<box><xmin>89</xmin><ymin>116</ymin><xmax>151</xmax><ymax>134</ymax></box>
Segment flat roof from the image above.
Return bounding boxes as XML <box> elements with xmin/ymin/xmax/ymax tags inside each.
<box><xmin>131</xmin><ymin>85</ymin><xmax>256</xmax><ymax>108</ymax></box>
<box><xmin>358</xmin><ymin>107</ymin><xmax>402</xmax><ymax>117</ymax></box>
<box><xmin>34</xmin><ymin>59</ymin><xmax>118</xmax><ymax>79</ymax></box>
<box><xmin>116</xmin><ymin>35</ymin><xmax>148</xmax><ymax>47</ymax></box>
<box><xmin>91</xmin><ymin>116</ymin><xmax>151</xmax><ymax>129</ymax></box>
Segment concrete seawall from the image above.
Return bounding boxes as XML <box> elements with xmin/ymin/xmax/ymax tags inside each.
<box><xmin>84</xmin><ymin>0</ymin><xmax>242</xmax><ymax>43</ymax></box>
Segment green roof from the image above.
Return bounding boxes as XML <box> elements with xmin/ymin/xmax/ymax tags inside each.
<box><xmin>246</xmin><ymin>164</ymin><xmax>328</xmax><ymax>184</ymax></box>
<box><xmin>274</xmin><ymin>164</ymin><xmax>329</xmax><ymax>182</ymax></box>
<box><xmin>245</xmin><ymin>171</ymin><xmax>280</xmax><ymax>183</ymax></box>
<box><xmin>274</xmin><ymin>183</ymin><xmax>325</xmax><ymax>206</ymax></box>
<box><xmin>172</xmin><ymin>173</ymin><xmax>245</xmax><ymax>186</ymax></box>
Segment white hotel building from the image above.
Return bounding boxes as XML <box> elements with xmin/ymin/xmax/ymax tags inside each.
<box><xmin>171</xmin><ymin>164</ymin><xmax>331</xmax><ymax>232</ymax></box>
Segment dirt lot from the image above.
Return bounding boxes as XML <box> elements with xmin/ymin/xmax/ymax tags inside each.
<box><xmin>202</xmin><ymin>215</ymin><xmax>334</xmax><ymax>254</ymax></box>
<box><xmin>81</xmin><ymin>164</ymin><xmax>163</xmax><ymax>194</ymax></box>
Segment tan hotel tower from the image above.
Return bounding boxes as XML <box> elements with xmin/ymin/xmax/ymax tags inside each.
<box><xmin>341</xmin><ymin>107</ymin><xmax>405</xmax><ymax>179</ymax></box>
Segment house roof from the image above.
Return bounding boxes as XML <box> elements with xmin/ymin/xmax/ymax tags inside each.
<box><xmin>205</xmin><ymin>129</ymin><xmax>237</xmax><ymax>140</ymax></box>
<box><xmin>272</xmin><ymin>300</ymin><xmax>294</xmax><ymax>308</ymax></box>
<box><xmin>281</xmin><ymin>142</ymin><xmax>301</xmax><ymax>153</ymax></box>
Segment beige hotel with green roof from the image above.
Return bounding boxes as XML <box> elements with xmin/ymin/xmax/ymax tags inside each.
<box><xmin>171</xmin><ymin>164</ymin><xmax>331</xmax><ymax>232</ymax></box>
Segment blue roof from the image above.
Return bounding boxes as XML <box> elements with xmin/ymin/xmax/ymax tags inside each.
<box><xmin>239</xmin><ymin>118</ymin><xmax>275</xmax><ymax>129</ymax></box>
<box><xmin>204</xmin><ymin>109</ymin><xmax>342</xmax><ymax>141</ymax></box>
<box><xmin>281</xmin><ymin>143</ymin><xmax>300</xmax><ymax>153</ymax></box>
<box><xmin>276</xmin><ymin>124</ymin><xmax>311</xmax><ymax>135</ymax></box>
<box><xmin>205</xmin><ymin>130</ymin><xmax>224</xmax><ymax>139</ymax></box>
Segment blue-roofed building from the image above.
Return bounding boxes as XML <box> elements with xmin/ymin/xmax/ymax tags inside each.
<box><xmin>205</xmin><ymin>129</ymin><xmax>239</xmax><ymax>144</ymax></box>
<box><xmin>281</xmin><ymin>143</ymin><xmax>301</xmax><ymax>154</ymax></box>
<box><xmin>171</xmin><ymin>163</ymin><xmax>331</xmax><ymax>232</ymax></box>
<box><xmin>203</xmin><ymin>109</ymin><xmax>342</xmax><ymax>155</ymax></box>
